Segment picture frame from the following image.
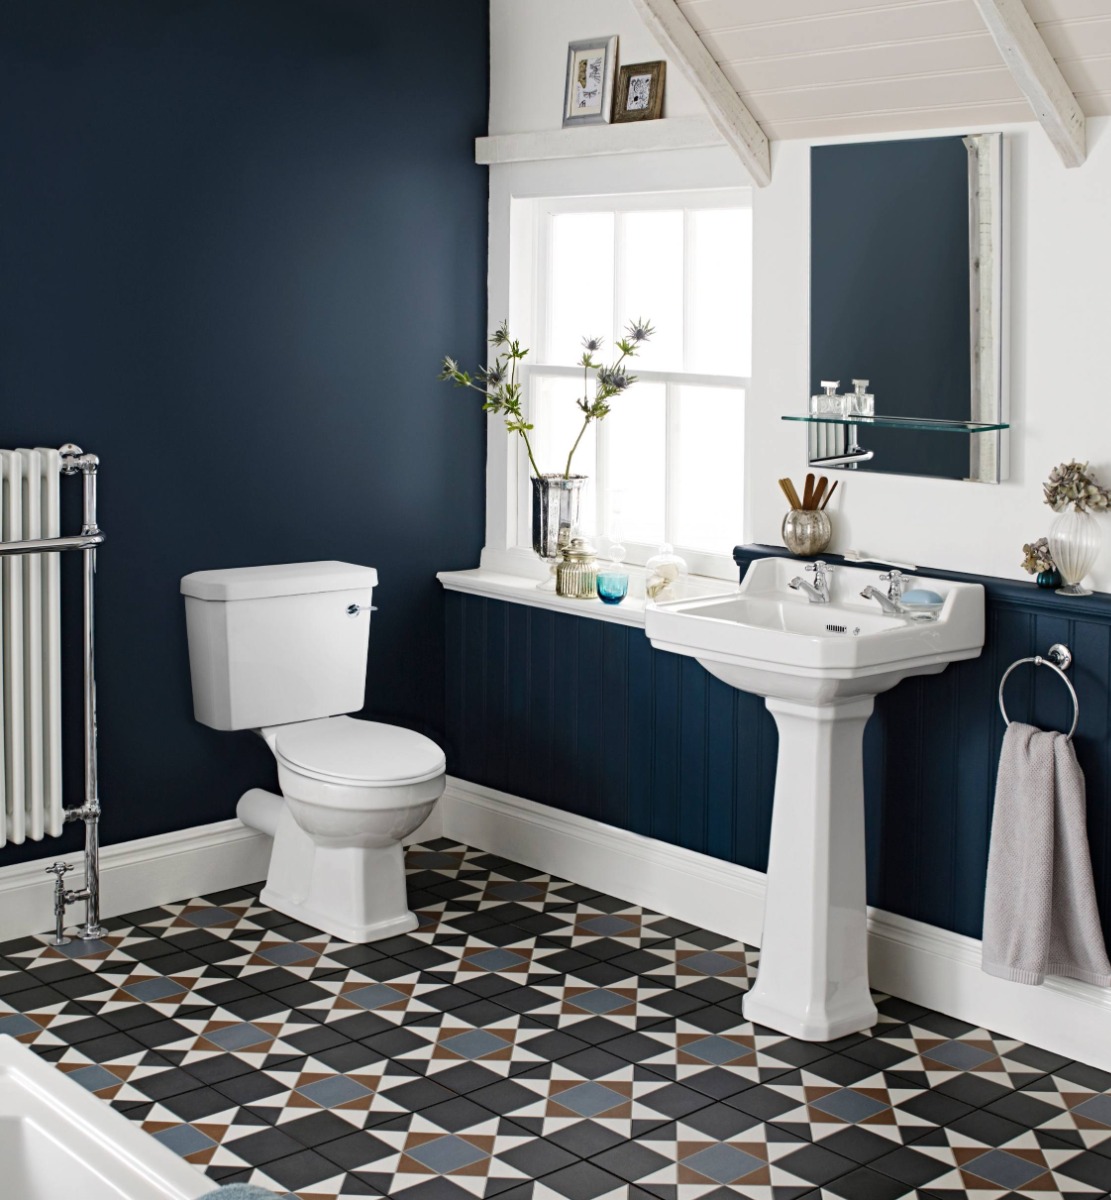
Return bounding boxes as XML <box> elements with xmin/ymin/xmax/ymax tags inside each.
<box><xmin>613</xmin><ymin>60</ymin><xmax>666</xmax><ymax>123</ymax></box>
<box><xmin>562</xmin><ymin>36</ymin><xmax>618</xmax><ymax>127</ymax></box>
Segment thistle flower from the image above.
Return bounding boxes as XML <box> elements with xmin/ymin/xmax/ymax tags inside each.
<box><xmin>440</xmin><ymin>314</ymin><xmax>654</xmax><ymax>480</ymax></box>
<box><xmin>626</xmin><ymin>317</ymin><xmax>655</xmax><ymax>344</ymax></box>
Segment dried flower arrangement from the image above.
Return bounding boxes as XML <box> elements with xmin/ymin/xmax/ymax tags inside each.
<box><xmin>1020</xmin><ymin>537</ymin><xmax>1055</xmax><ymax>575</ymax></box>
<box><xmin>1043</xmin><ymin>460</ymin><xmax>1111</xmax><ymax>513</ymax></box>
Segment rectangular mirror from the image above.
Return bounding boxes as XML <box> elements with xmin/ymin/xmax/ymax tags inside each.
<box><xmin>804</xmin><ymin>133</ymin><xmax>1007</xmax><ymax>483</ymax></box>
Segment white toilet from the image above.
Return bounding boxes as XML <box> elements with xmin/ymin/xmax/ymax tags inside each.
<box><xmin>180</xmin><ymin>561</ymin><xmax>446</xmax><ymax>944</ymax></box>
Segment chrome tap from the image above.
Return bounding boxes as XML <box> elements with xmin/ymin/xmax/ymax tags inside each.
<box><xmin>860</xmin><ymin>569</ymin><xmax>909</xmax><ymax>614</ymax></box>
<box><xmin>789</xmin><ymin>560</ymin><xmax>834</xmax><ymax>604</ymax></box>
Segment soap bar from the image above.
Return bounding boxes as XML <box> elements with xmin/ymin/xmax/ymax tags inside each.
<box><xmin>901</xmin><ymin>589</ymin><xmax>943</xmax><ymax>607</ymax></box>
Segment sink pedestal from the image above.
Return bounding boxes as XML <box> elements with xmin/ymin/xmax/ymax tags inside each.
<box><xmin>742</xmin><ymin>694</ymin><xmax>879</xmax><ymax>1041</ymax></box>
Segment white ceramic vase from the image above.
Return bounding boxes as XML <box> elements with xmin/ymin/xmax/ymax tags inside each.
<box><xmin>1049</xmin><ymin>507</ymin><xmax>1101</xmax><ymax>597</ymax></box>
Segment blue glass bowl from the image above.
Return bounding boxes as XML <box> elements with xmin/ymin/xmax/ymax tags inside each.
<box><xmin>596</xmin><ymin>571</ymin><xmax>629</xmax><ymax>604</ymax></box>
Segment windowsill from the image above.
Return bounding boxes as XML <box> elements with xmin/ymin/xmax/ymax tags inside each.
<box><xmin>437</xmin><ymin>550</ymin><xmax>739</xmax><ymax>629</ymax></box>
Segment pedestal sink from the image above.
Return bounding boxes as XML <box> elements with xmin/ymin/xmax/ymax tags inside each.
<box><xmin>645</xmin><ymin>557</ymin><xmax>984</xmax><ymax>1041</ymax></box>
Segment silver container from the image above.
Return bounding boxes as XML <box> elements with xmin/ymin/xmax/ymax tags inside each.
<box><xmin>531</xmin><ymin>475</ymin><xmax>587</xmax><ymax>564</ymax></box>
<box><xmin>556</xmin><ymin>537</ymin><xmax>598</xmax><ymax>599</ymax></box>
<box><xmin>782</xmin><ymin>508</ymin><xmax>831</xmax><ymax>557</ymax></box>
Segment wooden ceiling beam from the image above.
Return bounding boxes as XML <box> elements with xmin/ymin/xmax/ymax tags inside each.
<box><xmin>628</xmin><ymin>0</ymin><xmax>771</xmax><ymax>186</ymax></box>
<box><xmin>971</xmin><ymin>0</ymin><xmax>1086</xmax><ymax>168</ymax></box>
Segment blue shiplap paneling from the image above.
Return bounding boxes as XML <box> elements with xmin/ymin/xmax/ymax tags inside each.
<box><xmin>444</xmin><ymin>548</ymin><xmax>1111</xmax><ymax>949</ymax></box>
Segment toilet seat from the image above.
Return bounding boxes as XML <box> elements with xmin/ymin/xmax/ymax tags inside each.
<box><xmin>271</xmin><ymin>716</ymin><xmax>446</xmax><ymax>788</ymax></box>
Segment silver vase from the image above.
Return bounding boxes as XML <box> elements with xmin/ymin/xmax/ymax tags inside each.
<box><xmin>782</xmin><ymin>508</ymin><xmax>832</xmax><ymax>557</ymax></box>
<box><xmin>531</xmin><ymin>475</ymin><xmax>586</xmax><ymax>564</ymax></box>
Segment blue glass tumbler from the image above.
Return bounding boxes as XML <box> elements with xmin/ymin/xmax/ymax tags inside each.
<box><xmin>596</xmin><ymin>570</ymin><xmax>629</xmax><ymax>605</ymax></box>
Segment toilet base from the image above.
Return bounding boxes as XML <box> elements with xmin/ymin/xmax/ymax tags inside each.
<box><xmin>259</xmin><ymin>885</ymin><xmax>419</xmax><ymax>945</ymax></box>
<box><xmin>238</xmin><ymin>789</ymin><xmax>428</xmax><ymax>945</ymax></box>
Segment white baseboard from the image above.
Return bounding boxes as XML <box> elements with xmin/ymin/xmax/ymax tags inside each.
<box><xmin>0</xmin><ymin>820</ymin><xmax>273</xmax><ymax>943</ymax></box>
<box><xmin>441</xmin><ymin>776</ymin><xmax>1111</xmax><ymax>1072</ymax></box>
<box><xmin>0</xmin><ymin>803</ymin><xmax>444</xmax><ymax>946</ymax></box>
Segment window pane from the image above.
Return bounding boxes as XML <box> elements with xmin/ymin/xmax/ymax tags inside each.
<box><xmin>687</xmin><ymin>207</ymin><xmax>752</xmax><ymax>376</ymax></box>
<box><xmin>672</xmin><ymin>385</ymin><xmax>745</xmax><ymax>553</ymax></box>
<box><xmin>617</xmin><ymin>210</ymin><xmax>684</xmax><ymax>372</ymax></box>
<box><xmin>547</xmin><ymin>213</ymin><xmax>614</xmax><ymax>365</ymax></box>
<box><xmin>528</xmin><ymin>371</ymin><xmax>599</xmax><ymax>537</ymax></box>
<box><xmin>601</xmin><ymin>382</ymin><xmax>666</xmax><ymax>548</ymax></box>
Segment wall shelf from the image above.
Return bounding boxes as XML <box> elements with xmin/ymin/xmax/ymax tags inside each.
<box><xmin>475</xmin><ymin>116</ymin><xmax>726</xmax><ymax>165</ymax></box>
<box><xmin>782</xmin><ymin>414</ymin><xmax>1010</xmax><ymax>434</ymax></box>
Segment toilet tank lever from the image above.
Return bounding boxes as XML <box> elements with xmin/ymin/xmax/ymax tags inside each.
<box><xmin>346</xmin><ymin>603</ymin><xmax>378</xmax><ymax>617</ymax></box>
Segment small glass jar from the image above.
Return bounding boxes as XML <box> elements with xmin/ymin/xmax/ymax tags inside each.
<box><xmin>556</xmin><ymin>537</ymin><xmax>599</xmax><ymax>599</ymax></box>
<box><xmin>645</xmin><ymin>544</ymin><xmax>688</xmax><ymax>601</ymax></box>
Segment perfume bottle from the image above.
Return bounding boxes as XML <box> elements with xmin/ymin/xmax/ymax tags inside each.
<box><xmin>848</xmin><ymin>378</ymin><xmax>874</xmax><ymax>417</ymax></box>
<box><xmin>811</xmin><ymin>380</ymin><xmax>843</xmax><ymax>417</ymax></box>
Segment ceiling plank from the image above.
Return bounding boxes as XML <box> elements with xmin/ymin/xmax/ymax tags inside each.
<box><xmin>628</xmin><ymin>0</ymin><xmax>772</xmax><ymax>185</ymax></box>
<box><xmin>970</xmin><ymin>0</ymin><xmax>1086</xmax><ymax>166</ymax></box>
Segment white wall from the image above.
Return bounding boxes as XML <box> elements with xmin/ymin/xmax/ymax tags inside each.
<box><xmin>490</xmin><ymin>0</ymin><xmax>1111</xmax><ymax>590</ymax></box>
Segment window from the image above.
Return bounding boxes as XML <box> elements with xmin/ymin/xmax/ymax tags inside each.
<box><xmin>513</xmin><ymin>189</ymin><xmax>752</xmax><ymax>578</ymax></box>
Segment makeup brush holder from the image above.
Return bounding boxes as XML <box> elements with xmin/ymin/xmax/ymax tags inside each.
<box><xmin>782</xmin><ymin>508</ymin><xmax>831</xmax><ymax>557</ymax></box>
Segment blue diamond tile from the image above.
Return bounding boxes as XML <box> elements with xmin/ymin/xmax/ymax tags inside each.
<box><xmin>67</xmin><ymin>1064</ymin><xmax>122</xmax><ymax>1093</ymax></box>
<box><xmin>810</xmin><ymin>1088</ymin><xmax>890</xmax><ymax>1123</ymax></box>
<box><xmin>0</xmin><ymin>1015</ymin><xmax>41</xmax><ymax>1038</ymax></box>
<box><xmin>297</xmin><ymin>1075</ymin><xmax>373</xmax><ymax>1107</ymax></box>
<box><xmin>925</xmin><ymin>1039</ymin><xmax>996</xmax><ymax>1070</ymax></box>
<box><xmin>205</xmin><ymin>1023</ymin><xmax>270</xmax><ymax>1051</ymax></box>
<box><xmin>468</xmin><ymin>949</ymin><xmax>527</xmax><ymax>972</ymax></box>
<box><xmin>181</xmin><ymin>907</ymin><xmax>238</xmax><ymax>928</ymax></box>
<box><xmin>557</xmin><ymin>1082</ymin><xmax>627</xmax><ymax>1117</ymax></box>
<box><xmin>407</xmin><ymin>1135</ymin><xmax>489</xmax><ymax>1173</ymax></box>
<box><xmin>346</xmin><ymin>983</ymin><xmax>408</xmax><ymax>1010</ymax></box>
<box><xmin>579</xmin><ymin>915</ymin><xmax>636</xmax><ymax>936</ymax></box>
<box><xmin>681</xmin><ymin>951</ymin><xmax>740</xmax><ymax>976</ymax></box>
<box><xmin>569</xmin><ymin>989</ymin><xmax>628</xmax><ymax>1015</ymax></box>
<box><xmin>682</xmin><ymin>1143</ymin><xmax>765</xmax><ymax>1184</ymax></box>
<box><xmin>440</xmin><ymin>1030</ymin><xmax>511</xmax><ymax>1059</ymax></box>
<box><xmin>685</xmin><ymin>1035</ymin><xmax>754</xmax><ymax>1065</ymax></box>
<box><xmin>963</xmin><ymin>1149</ymin><xmax>1046</xmax><ymax>1189</ymax></box>
<box><xmin>123</xmin><ymin>978</ymin><xmax>184</xmax><ymax>1002</ymax></box>
<box><xmin>257</xmin><ymin>942</ymin><xmax>315</xmax><ymax>965</ymax></box>
<box><xmin>153</xmin><ymin>1124</ymin><xmax>218</xmax><ymax>1157</ymax></box>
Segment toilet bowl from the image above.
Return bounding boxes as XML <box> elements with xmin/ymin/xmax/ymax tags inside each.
<box><xmin>180</xmin><ymin>561</ymin><xmax>446</xmax><ymax>943</ymax></box>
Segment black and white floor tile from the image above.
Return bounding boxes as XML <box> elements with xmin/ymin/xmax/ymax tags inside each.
<box><xmin>0</xmin><ymin>839</ymin><xmax>1108</xmax><ymax>1200</ymax></box>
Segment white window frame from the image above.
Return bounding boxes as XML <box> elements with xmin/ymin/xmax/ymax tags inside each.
<box><xmin>479</xmin><ymin>149</ymin><xmax>755</xmax><ymax>587</ymax></box>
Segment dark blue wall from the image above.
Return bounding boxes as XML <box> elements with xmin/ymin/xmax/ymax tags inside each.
<box><xmin>445</xmin><ymin>549</ymin><xmax>1111</xmax><ymax>949</ymax></box>
<box><xmin>0</xmin><ymin>0</ymin><xmax>488</xmax><ymax>865</ymax></box>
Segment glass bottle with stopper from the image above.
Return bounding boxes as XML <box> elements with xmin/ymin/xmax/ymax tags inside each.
<box><xmin>811</xmin><ymin>380</ymin><xmax>843</xmax><ymax>417</ymax></box>
<box><xmin>848</xmin><ymin>379</ymin><xmax>874</xmax><ymax>417</ymax></box>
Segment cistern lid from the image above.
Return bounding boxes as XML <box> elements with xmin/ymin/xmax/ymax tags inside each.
<box><xmin>273</xmin><ymin>717</ymin><xmax>446</xmax><ymax>785</ymax></box>
<box><xmin>180</xmin><ymin>561</ymin><xmax>378</xmax><ymax>602</ymax></box>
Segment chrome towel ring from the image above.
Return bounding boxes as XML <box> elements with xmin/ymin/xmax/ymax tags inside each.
<box><xmin>998</xmin><ymin>642</ymin><xmax>1079</xmax><ymax>740</ymax></box>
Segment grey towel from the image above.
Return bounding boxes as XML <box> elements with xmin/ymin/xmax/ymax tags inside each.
<box><xmin>198</xmin><ymin>1186</ymin><xmax>281</xmax><ymax>1199</ymax></box>
<box><xmin>982</xmin><ymin>721</ymin><xmax>1111</xmax><ymax>987</ymax></box>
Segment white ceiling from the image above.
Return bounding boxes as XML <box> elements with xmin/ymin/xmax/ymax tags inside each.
<box><xmin>675</xmin><ymin>0</ymin><xmax>1111</xmax><ymax>139</ymax></box>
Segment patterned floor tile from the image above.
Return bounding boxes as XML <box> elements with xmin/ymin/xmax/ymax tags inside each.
<box><xmin>984</xmin><ymin>1071</ymin><xmax>1111</xmax><ymax>1157</ymax></box>
<box><xmin>738</xmin><ymin>1060</ymin><xmax>945</xmax><ymax>1165</ymax></box>
<box><xmin>7</xmin><ymin>840</ymin><xmax>1098</xmax><ymax>1200</ymax></box>
<box><xmin>595</xmin><ymin>1017</ymin><xmax>809</xmax><ymax>1098</ymax></box>
<box><xmin>321</xmin><ymin>1107</ymin><xmax>577</xmax><ymax>1198</ymax></box>
<box><xmin>842</xmin><ymin>1023</ymin><xmax>1062</xmax><ymax>1107</ymax></box>
<box><xmin>588</xmin><ymin>1106</ymin><xmax>854</xmax><ymax>1198</ymax></box>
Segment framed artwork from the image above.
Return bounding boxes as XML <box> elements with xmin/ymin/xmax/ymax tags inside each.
<box><xmin>563</xmin><ymin>36</ymin><xmax>618</xmax><ymax>127</ymax></box>
<box><xmin>614</xmin><ymin>61</ymin><xmax>666</xmax><ymax>123</ymax></box>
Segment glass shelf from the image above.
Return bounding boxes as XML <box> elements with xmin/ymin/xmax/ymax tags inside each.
<box><xmin>782</xmin><ymin>414</ymin><xmax>1009</xmax><ymax>434</ymax></box>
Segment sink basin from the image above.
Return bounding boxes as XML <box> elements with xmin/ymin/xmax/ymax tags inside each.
<box><xmin>646</xmin><ymin>556</ymin><xmax>984</xmax><ymax>702</ymax></box>
<box><xmin>645</xmin><ymin>557</ymin><xmax>984</xmax><ymax>1041</ymax></box>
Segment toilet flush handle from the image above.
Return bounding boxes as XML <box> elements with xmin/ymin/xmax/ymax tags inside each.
<box><xmin>346</xmin><ymin>604</ymin><xmax>378</xmax><ymax>617</ymax></box>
